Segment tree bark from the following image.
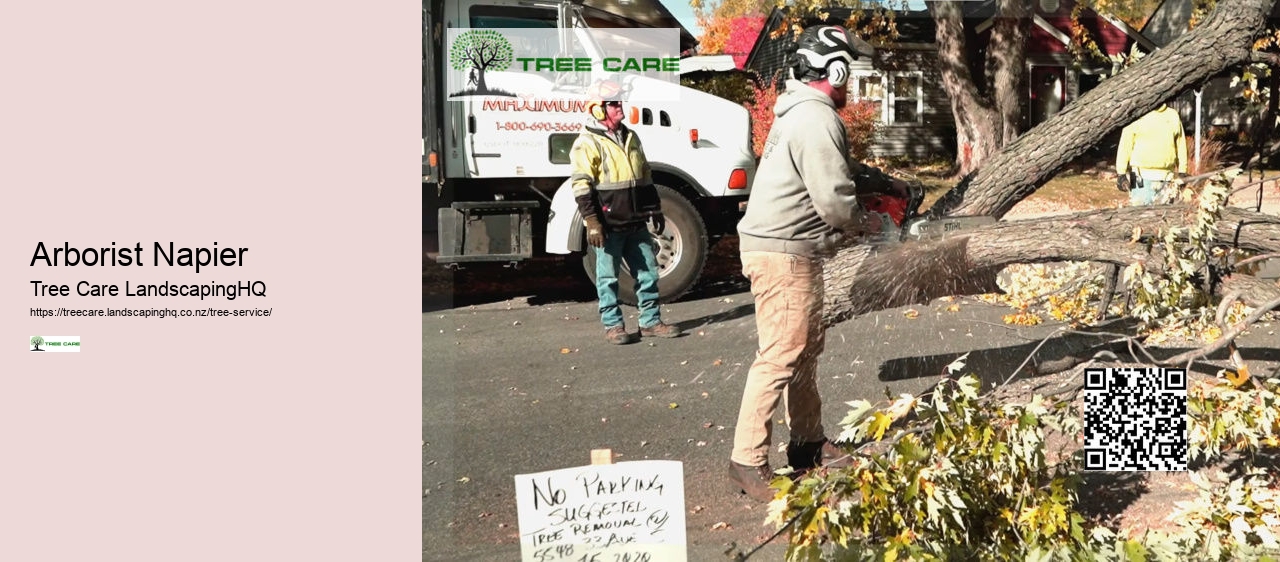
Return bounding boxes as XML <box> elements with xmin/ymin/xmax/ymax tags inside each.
<box><xmin>930</xmin><ymin>0</ymin><xmax>1027</xmax><ymax>176</ymax></box>
<box><xmin>926</xmin><ymin>0</ymin><xmax>1276</xmax><ymax>220</ymax></box>
<box><xmin>818</xmin><ymin>0</ymin><xmax>1278</xmax><ymax>328</ymax></box>
<box><xmin>986</xmin><ymin>0</ymin><xmax>1029</xmax><ymax>145</ymax></box>
<box><xmin>823</xmin><ymin>206</ymin><xmax>1280</xmax><ymax>327</ymax></box>
<box><xmin>931</xmin><ymin>1</ymin><xmax>1000</xmax><ymax>176</ymax></box>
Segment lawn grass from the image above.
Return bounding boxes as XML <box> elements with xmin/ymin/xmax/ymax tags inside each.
<box><xmin>894</xmin><ymin>156</ymin><xmax>1126</xmax><ymax>213</ymax></box>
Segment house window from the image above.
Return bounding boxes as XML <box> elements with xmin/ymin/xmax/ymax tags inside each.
<box><xmin>851</xmin><ymin>71</ymin><xmax>923</xmax><ymax>125</ymax></box>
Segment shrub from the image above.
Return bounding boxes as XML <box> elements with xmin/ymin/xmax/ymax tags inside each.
<box><xmin>1187</xmin><ymin>135</ymin><xmax>1227</xmax><ymax>176</ymax></box>
<box><xmin>747</xmin><ymin>80</ymin><xmax>879</xmax><ymax>161</ymax></box>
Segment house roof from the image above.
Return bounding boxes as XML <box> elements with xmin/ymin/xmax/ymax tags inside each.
<box><xmin>971</xmin><ymin>0</ymin><xmax>1155</xmax><ymax>52</ymax></box>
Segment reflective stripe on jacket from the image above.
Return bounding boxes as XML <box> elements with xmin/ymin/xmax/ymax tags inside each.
<box><xmin>570</xmin><ymin>124</ymin><xmax>660</xmax><ymax>229</ymax></box>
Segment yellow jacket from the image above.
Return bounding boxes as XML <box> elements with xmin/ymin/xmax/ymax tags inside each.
<box><xmin>570</xmin><ymin>124</ymin><xmax>660</xmax><ymax>229</ymax></box>
<box><xmin>1116</xmin><ymin>106</ymin><xmax>1188</xmax><ymax>176</ymax></box>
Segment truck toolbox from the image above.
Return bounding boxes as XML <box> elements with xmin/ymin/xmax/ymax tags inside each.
<box><xmin>437</xmin><ymin>201</ymin><xmax>538</xmax><ymax>264</ymax></box>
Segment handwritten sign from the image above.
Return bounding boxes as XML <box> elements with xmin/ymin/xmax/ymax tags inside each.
<box><xmin>514</xmin><ymin>460</ymin><xmax>686</xmax><ymax>562</ymax></box>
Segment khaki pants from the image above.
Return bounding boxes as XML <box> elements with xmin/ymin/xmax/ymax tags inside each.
<box><xmin>731</xmin><ymin>251</ymin><xmax>826</xmax><ymax>466</ymax></box>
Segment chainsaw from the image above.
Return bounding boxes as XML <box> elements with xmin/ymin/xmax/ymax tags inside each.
<box><xmin>858</xmin><ymin>180</ymin><xmax>996</xmax><ymax>244</ymax></box>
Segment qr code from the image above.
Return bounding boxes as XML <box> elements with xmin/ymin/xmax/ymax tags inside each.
<box><xmin>1083</xmin><ymin>367</ymin><xmax>1188</xmax><ymax>471</ymax></box>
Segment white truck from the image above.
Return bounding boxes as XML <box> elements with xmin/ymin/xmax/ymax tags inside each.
<box><xmin>423</xmin><ymin>0</ymin><xmax>756</xmax><ymax>303</ymax></box>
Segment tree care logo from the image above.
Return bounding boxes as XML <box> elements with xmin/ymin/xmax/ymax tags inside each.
<box><xmin>30</xmin><ymin>335</ymin><xmax>80</xmax><ymax>352</ymax></box>
<box><xmin>445</xmin><ymin>28</ymin><xmax>682</xmax><ymax>101</ymax></box>
<box><xmin>448</xmin><ymin>30</ymin><xmax>516</xmax><ymax>98</ymax></box>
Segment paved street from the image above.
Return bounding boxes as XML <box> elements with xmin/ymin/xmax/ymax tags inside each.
<box><xmin>423</xmin><ymin>265</ymin><xmax>1125</xmax><ymax>560</ymax></box>
<box><xmin>423</xmin><ymin>184</ymin><xmax>1280</xmax><ymax>560</ymax></box>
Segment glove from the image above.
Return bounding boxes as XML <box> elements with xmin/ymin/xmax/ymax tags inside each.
<box><xmin>649</xmin><ymin>213</ymin><xmax>665</xmax><ymax>235</ymax></box>
<box><xmin>1116</xmin><ymin>174</ymin><xmax>1130</xmax><ymax>192</ymax></box>
<box><xmin>583</xmin><ymin>215</ymin><xmax>605</xmax><ymax>248</ymax></box>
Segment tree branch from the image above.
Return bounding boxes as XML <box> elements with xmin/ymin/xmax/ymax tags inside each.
<box><xmin>1159</xmin><ymin>295</ymin><xmax>1280</xmax><ymax>366</ymax></box>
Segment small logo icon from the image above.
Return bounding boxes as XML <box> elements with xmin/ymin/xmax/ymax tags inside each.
<box><xmin>448</xmin><ymin>30</ymin><xmax>516</xmax><ymax>98</ymax></box>
<box><xmin>30</xmin><ymin>335</ymin><xmax>80</xmax><ymax>352</ymax></box>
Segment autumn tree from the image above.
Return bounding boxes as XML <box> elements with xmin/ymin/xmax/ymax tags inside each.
<box><xmin>691</xmin><ymin>0</ymin><xmax>775</xmax><ymax>56</ymax></box>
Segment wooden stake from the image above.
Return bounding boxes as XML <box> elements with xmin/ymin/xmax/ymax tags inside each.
<box><xmin>591</xmin><ymin>449</ymin><xmax>614</xmax><ymax>465</ymax></box>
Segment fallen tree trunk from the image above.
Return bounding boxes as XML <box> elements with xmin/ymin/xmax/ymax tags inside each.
<box><xmin>823</xmin><ymin>206</ymin><xmax>1280</xmax><ymax>327</ymax></box>
<box><xmin>821</xmin><ymin>0</ymin><xmax>1279</xmax><ymax>326</ymax></box>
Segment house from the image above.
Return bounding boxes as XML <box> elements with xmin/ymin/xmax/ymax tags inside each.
<box><xmin>742</xmin><ymin>1</ymin><xmax>1153</xmax><ymax>159</ymax></box>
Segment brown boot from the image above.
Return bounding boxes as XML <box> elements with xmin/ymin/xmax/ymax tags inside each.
<box><xmin>604</xmin><ymin>326</ymin><xmax>633</xmax><ymax>345</ymax></box>
<box><xmin>787</xmin><ymin>439</ymin><xmax>853</xmax><ymax>470</ymax></box>
<box><xmin>727</xmin><ymin>461</ymin><xmax>776</xmax><ymax>502</ymax></box>
<box><xmin>639</xmin><ymin>322</ymin><xmax>682</xmax><ymax>338</ymax></box>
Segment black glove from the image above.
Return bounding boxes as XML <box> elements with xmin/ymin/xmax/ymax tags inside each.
<box><xmin>584</xmin><ymin>215</ymin><xmax>605</xmax><ymax>248</ymax></box>
<box><xmin>649</xmin><ymin>213</ymin><xmax>665</xmax><ymax>235</ymax></box>
<box><xmin>1116</xmin><ymin>174</ymin><xmax>1130</xmax><ymax>192</ymax></box>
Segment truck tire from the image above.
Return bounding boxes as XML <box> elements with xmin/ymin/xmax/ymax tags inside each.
<box><xmin>582</xmin><ymin>185</ymin><xmax>707</xmax><ymax>305</ymax></box>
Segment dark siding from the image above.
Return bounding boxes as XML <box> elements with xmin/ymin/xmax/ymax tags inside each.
<box><xmin>870</xmin><ymin>49</ymin><xmax>954</xmax><ymax>159</ymax></box>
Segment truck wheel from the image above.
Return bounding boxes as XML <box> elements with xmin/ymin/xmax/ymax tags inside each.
<box><xmin>582</xmin><ymin>185</ymin><xmax>708</xmax><ymax>305</ymax></box>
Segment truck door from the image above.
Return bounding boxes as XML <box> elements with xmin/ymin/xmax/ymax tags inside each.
<box><xmin>423</xmin><ymin>0</ymin><xmax>441</xmax><ymax>183</ymax></box>
<box><xmin>449</xmin><ymin>0</ymin><xmax>589</xmax><ymax>179</ymax></box>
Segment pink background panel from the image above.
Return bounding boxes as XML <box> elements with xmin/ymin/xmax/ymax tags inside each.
<box><xmin>1</xmin><ymin>2</ymin><xmax>421</xmax><ymax>560</ymax></box>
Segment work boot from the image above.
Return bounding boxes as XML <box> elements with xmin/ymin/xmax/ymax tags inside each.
<box><xmin>639</xmin><ymin>322</ymin><xmax>682</xmax><ymax>338</ymax></box>
<box><xmin>727</xmin><ymin>461</ymin><xmax>776</xmax><ymax>502</ymax></box>
<box><xmin>604</xmin><ymin>326</ymin><xmax>633</xmax><ymax>345</ymax></box>
<box><xmin>787</xmin><ymin>439</ymin><xmax>853</xmax><ymax>471</ymax></box>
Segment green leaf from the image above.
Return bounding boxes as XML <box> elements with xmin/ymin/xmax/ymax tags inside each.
<box><xmin>1123</xmin><ymin>540</ymin><xmax>1147</xmax><ymax>562</ymax></box>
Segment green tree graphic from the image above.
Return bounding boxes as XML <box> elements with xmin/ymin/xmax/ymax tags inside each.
<box><xmin>449</xmin><ymin>30</ymin><xmax>514</xmax><ymax>96</ymax></box>
<box><xmin>30</xmin><ymin>336</ymin><xmax>44</xmax><ymax>351</ymax></box>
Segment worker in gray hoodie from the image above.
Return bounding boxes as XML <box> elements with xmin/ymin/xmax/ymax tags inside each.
<box><xmin>728</xmin><ymin>24</ymin><xmax>903</xmax><ymax>502</ymax></box>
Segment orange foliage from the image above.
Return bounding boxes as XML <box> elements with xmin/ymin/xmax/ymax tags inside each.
<box><xmin>747</xmin><ymin>82</ymin><xmax>878</xmax><ymax>161</ymax></box>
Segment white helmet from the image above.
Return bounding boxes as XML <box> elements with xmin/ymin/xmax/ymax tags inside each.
<box><xmin>789</xmin><ymin>25</ymin><xmax>874</xmax><ymax>88</ymax></box>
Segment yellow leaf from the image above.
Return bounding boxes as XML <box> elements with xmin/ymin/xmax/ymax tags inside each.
<box><xmin>946</xmin><ymin>304</ymin><xmax>960</xmax><ymax>312</ymax></box>
<box><xmin>1018</xmin><ymin>506</ymin><xmax>1039</xmax><ymax>526</ymax></box>
<box><xmin>1130</xmin><ymin>226</ymin><xmax>1142</xmax><ymax>243</ymax></box>
<box><xmin>904</xmin><ymin>309</ymin><xmax>919</xmax><ymax>319</ymax></box>
<box><xmin>560</xmin><ymin>348</ymin><xmax>572</xmax><ymax>354</ymax></box>
<box><xmin>869</xmin><ymin>412</ymin><xmax>892</xmax><ymax>440</ymax></box>
<box><xmin>668</xmin><ymin>403</ymin><xmax>679</xmax><ymax>409</ymax></box>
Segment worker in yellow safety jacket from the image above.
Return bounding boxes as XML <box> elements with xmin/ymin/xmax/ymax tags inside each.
<box><xmin>1115</xmin><ymin>104</ymin><xmax>1188</xmax><ymax>205</ymax></box>
<box><xmin>570</xmin><ymin>79</ymin><xmax>681</xmax><ymax>345</ymax></box>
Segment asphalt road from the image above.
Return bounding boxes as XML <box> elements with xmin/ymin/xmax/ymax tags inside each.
<box><xmin>423</xmin><ymin>203</ymin><xmax>1280</xmax><ymax>561</ymax></box>
<box><xmin>422</xmin><ymin>255</ymin><xmax>1101</xmax><ymax>560</ymax></box>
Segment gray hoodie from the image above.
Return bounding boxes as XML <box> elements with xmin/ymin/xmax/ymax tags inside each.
<box><xmin>737</xmin><ymin>80</ymin><xmax>876</xmax><ymax>257</ymax></box>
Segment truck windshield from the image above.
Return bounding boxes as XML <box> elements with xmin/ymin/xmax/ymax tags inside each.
<box><xmin>469</xmin><ymin>6</ymin><xmax>555</xmax><ymax>28</ymax></box>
